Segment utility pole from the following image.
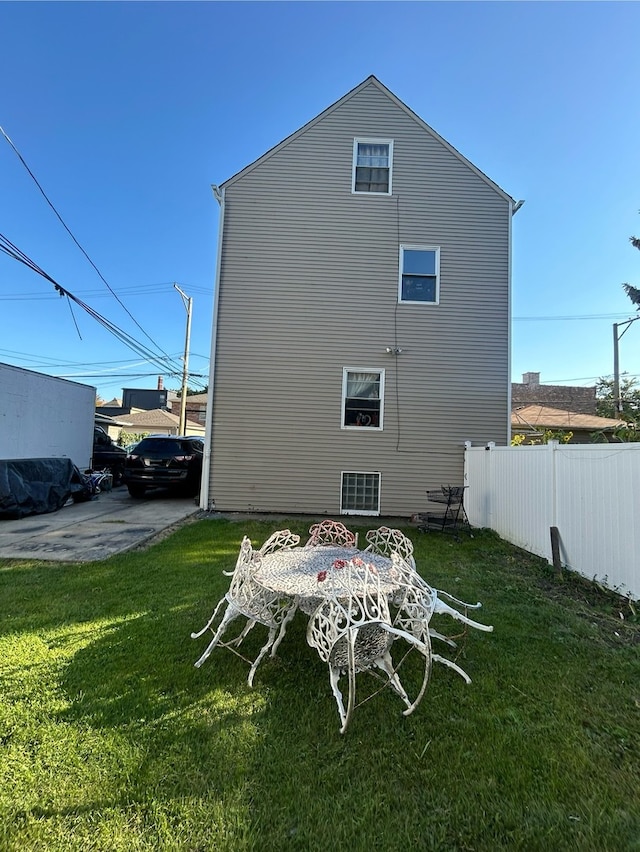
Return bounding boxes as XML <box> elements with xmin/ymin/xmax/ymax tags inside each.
<box><xmin>174</xmin><ymin>284</ymin><xmax>193</xmax><ymax>435</ymax></box>
<box><xmin>612</xmin><ymin>315</ymin><xmax>639</xmax><ymax>414</ymax></box>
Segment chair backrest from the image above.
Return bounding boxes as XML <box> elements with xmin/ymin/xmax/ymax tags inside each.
<box><xmin>364</xmin><ymin>526</ymin><xmax>415</xmax><ymax>568</ymax></box>
<box><xmin>306</xmin><ymin>557</ymin><xmax>392</xmax><ymax>665</ymax></box>
<box><xmin>227</xmin><ymin>536</ymin><xmax>294</xmax><ymax>626</ymax></box>
<box><xmin>228</xmin><ymin>536</ymin><xmax>260</xmax><ymax>609</ymax></box>
<box><xmin>389</xmin><ymin>552</ymin><xmax>437</xmax><ymax>640</ymax></box>
<box><xmin>258</xmin><ymin>529</ymin><xmax>301</xmax><ymax>556</ymax></box>
<box><xmin>306</xmin><ymin>519</ymin><xmax>357</xmax><ymax>548</ymax></box>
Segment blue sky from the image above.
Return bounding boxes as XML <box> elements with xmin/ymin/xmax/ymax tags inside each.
<box><xmin>1</xmin><ymin>1</ymin><xmax>639</xmax><ymax>401</ymax></box>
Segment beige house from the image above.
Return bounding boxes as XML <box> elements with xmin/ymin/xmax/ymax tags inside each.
<box><xmin>202</xmin><ymin>76</ymin><xmax>521</xmax><ymax>515</ymax></box>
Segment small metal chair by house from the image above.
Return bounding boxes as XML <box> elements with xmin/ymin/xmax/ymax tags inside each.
<box><xmin>417</xmin><ymin>486</ymin><xmax>469</xmax><ymax>537</ymax></box>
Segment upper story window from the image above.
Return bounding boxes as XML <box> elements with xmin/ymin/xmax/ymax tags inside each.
<box><xmin>399</xmin><ymin>245</ymin><xmax>440</xmax><ymax>304</ymax></box>
<box><xmin>352</xmin><ymin>138</ymin><xmax>393</xmax><ymax>195</ymax></box>
<box><xmin>341</xmin><ymin>369</ymin><xmax>385</xmax><ymax>430</ymax></box>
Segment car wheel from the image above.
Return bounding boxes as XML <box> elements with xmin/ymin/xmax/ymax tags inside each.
<box><xmin>127</xmin><ymin>484</ymin><xmax>146</xmax><ymax>499</ymax></box>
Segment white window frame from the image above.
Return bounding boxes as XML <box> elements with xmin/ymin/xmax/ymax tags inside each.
<box><xmin>341</xmin><ymin>368</ymin><xmax>385</xmax><ymax>431</ymax></box>
<box><xmin>398</xmin><ymin>244</ymin><xmax>440</xmax><ymax>305</ymax></box>
<box><xmin>340</xmin><ymin>471</ymin><xmax>381</xmax><ymax>516</ymax></box>
<box><xmin>352</xmin><ymin>137</ymin><xmax>394</xmax><ymax>196</ymax></box>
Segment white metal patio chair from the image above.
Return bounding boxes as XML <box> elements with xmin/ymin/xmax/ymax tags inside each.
<box><xmin>389</xmin><ymin>552</ymin><xmax>493</xmax><ymax>685</ymax></box>
<box><xmin>305</xmin><ymin>519</ymin><xmax>357</xmax><ymax>548</ymax></box>
<box><xmin>306</xmin><ymin>556</ymin><xmax>431</xmax><ymax>733</ymax></box>
<box><xmin>364</xmin><ymin>526</ymin><xmax>416</xmax><ymax>570</ymax></box>
<box><xmin>191</xmin><ymin>536</ymin><xmax>297</xmax><ymax>686</ymax></box>
<box><xmin>258</xmin><ymin>528</ymin><xmax>301</xmax><ymax>556</ymax></box>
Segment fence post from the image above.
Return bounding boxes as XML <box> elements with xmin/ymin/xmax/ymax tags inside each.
<box><xmin>548</xmin><ymin>440</ymin><xmax>559</xmax><ymax>564</ymax></box>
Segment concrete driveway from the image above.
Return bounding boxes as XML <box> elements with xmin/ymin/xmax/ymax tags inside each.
<box><xmin>0</xmin><ymin>486</ymin><xmax>200</xmax><ymax>563</ymax></box>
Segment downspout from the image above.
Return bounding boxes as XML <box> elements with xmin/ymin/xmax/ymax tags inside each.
<box><xmin>200</xmin><ymin>184</ymin><xmax>225</xmax><ymax>510</ymax></box>
<box><xmin>507</xmin><ymin>198</ymin><xmax>524</xmax><ymax>445</ymax></box>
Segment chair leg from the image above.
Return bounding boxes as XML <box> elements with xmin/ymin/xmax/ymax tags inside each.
<box><xmin>434</xmin><ymin>599</ymin><xmax>493</xmax><ymax>632</ymax></box>
<box><xmin>228</xmin><ymin>618</ymin><xmax>257</xmax><ymax>648</ymax></box>
<box><xmin>329</xmin><ymin>664</ymin><xmax>348</xmax><ymax>731</ymax></box>
<box><xmin>432</xmin><ymin>653</ymin><xmax>472</xmax><ymax>684</ymax></box>
<box><xmin>428</xmin><ymin>628</ymin><xmax>457</xmax><ymax>648</ymax></box>
<box><xmin>191</xmin><ymin>596</ymin><xmax>227</xmax><ymax>639</ymax></box>
<box><xmin>436</xmin><ymin>590</ymin><xmax>483</xmax><ymax>610</ymax></box>
<box><xmin>193</xmin><ymin>601</ymin><xmax>240</xmax><ymax>668</ymax></box>
<box><xmin>402</xmin><ymin>645</ymin><xmax>433</xmax><ymax>717</ymax></box>
<box><xmin>247</xmin><ymin>626</ymin><xmax>278</xmax><ymax>687</ymax></box>
<box><xmin>373</xmin><ymin>650</ymin><xmax>412</xmax><ymax>711</ymax></box>
<box><xmin>340</xmin><ymin>629</ymin><xmax>357</xmax><ymax>734</ymax></box>
<box><xmin>270</xmin><ymin>604</ymin><xmax>297</xmax><ymax>657</ymax></box>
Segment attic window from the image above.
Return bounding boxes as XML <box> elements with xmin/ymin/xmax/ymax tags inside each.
<box><xmin>352</xmin><ymin>138</ymin><xmax>393</xmax><ymax>195</ymax></box>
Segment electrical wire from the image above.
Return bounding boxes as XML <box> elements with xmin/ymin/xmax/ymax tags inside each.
<box><xmin>0</xmin><ymin>231</ymin><xmax>195</xmax><ymax>382</ymax></box>
<box><xmin>0</xmin><ymin>125</ymin><xmax>184</xmax><ymax>365</ymax></box>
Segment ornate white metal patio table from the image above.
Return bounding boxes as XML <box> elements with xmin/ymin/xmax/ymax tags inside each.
<box><xmin>253</xmin><ymin>545</ymin><xmax>400</xmax><ymax>613</ymax></box>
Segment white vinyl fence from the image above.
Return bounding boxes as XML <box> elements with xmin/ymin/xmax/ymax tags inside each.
<box><xmin>464</xmin><ymin>441</ymin><xmax>640</xmax><ymax>601</ymax></box>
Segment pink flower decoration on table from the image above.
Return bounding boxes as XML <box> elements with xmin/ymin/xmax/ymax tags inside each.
<box><xmin>352</xmin><ymin>557</ymin><xmax>364</xmax><ymax>567</ymax></box>
<box><xmin>332</xmin><ymin>559</ymin><xmax>346</xmax><ymax>569</ymax></box>
<box><xmin>317</xmin><ymin>570</ymin><xmax>327</xmax><ymax>582</ymax></box>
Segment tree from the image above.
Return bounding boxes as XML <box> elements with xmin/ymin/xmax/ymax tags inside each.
<box><xmin>596</xmin><ymin>376</ymin><xmax>640</xmax><ymax>424</ymax></box>
<box><xmin>175</xmin><ymin>385</ymin><xmax>208</xmax><ymax>397</ymax></box>
<box><xmin>622</xmin><ymin>224</ymin><xmax>640</xmax><ymax>309</ymax></box>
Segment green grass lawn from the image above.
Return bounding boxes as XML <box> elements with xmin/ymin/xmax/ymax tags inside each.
<box><xmin>1</xmin><ymin>517</ymin><xmax>638</xmax><ymax>851</ymax></box>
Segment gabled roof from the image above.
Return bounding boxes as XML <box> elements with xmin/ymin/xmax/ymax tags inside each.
<box><xmin>95</xmin><ymin>412</ymin><xmax>132</xmax><ymax>427</ymax></box>
<box><xmin>512</xmin><ymin>405</ymin><xmax>625</xmax><ymax>432</ymax></box>
<box><xmin>125</xmin><ymin>408</ymin><xmax>202</xmax><ymax>429</ymax></box>
<box><xmin>219</xmin><ymin>75</ymin><xmax>517</xmax><ymax>206</ymax></box>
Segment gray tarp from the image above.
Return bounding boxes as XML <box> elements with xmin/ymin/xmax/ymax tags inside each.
<box><xmin>0</xmin><ymin>458</ymin><xmax>89</xmax><ymax>520</ymax></box>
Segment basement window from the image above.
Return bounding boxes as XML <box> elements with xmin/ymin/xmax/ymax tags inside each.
<box><xmin>341</xmin><ymin>471</ymin><xmax>381</xmax><ymax>515</ymax></box>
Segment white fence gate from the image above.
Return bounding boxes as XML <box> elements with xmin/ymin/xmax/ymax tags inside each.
<box><xmin>464</xmin><ymin>441</ymin><xmax>640</xmax><ymax>601</ymax></box>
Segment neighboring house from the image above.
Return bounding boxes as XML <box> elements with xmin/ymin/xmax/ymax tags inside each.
<box><xmin>97</xmin><ymin>379</ymin><xmax>170</xmax><ymax>420</ymax></box>
<box><xmin>511</xmin><ymin>372</ymin><xmax>597</xmax><ymax>415</ymax></box>
<box><xmin>203</xmin><ymin>75</ymin><xmax>521</xmax><ymax>516</ymax></box>
<box><xmin>511</xmin><ymin>405</ymin><xmax>625</xmax><ymax>443</ymax></box>
<box><xmin>183</xmin><ymin>392</ymin><xmax>208</xmax><ymax>426</ymax></box>
<box><xmin>124</xmin><ymin>408</ymin><xmax>205</xmax><ymax>438</ymax></box>
<box><xmin>94</xmin><ymin>412</ymin><xmax>132</xmax><ymax>441</ymax></box>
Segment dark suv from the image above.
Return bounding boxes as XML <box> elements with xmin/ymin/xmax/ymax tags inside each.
<box><xmin>93</xmin><ymin>426</ymin><xmax>127</xmax><ymax>485</ymax></box>
<box><xmin>123</xmin><ymin>435</ymin><xmax>204</xmax><ymax>498</ymax></box>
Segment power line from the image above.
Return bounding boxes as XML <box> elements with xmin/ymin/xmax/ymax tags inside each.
<box><xmin>0</xmin><ymin>282</ymin><xmax>214</xmax><ymax>301</ymax></box>
<box><xmin>0</xmin><ymin>125</ymin><xmax>182</xmax><ymax>365</ymax></box>
<box><xmin>513</xmin><ymin>312</ymin><xmax>636</xmax><ymax>322</ymax></box>
<box><xmin>0</xmin><ymin>232</ymin><xmax>193</xmax><ymax>382</ymax></box>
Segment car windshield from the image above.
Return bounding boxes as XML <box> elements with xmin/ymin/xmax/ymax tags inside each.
<box><xmin>135</xmin><ymin>439</ymin><xmax>199</xmax><ymax>455</ymax></box>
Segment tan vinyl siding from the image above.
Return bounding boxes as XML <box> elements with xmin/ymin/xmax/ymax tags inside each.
<box><xmin>209</xmin><ymin>80</ymin><xmax>512</xmax><ymax>515</ymax></box>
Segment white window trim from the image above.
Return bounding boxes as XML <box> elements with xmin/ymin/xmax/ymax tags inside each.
<box><xmin>398</xmin><ymin>244</ymin><xmax>440</xmax><ymax>305</ymax></box>
<box><xmin>352</xmin><ymin>137</ymin><xmax>394</xmax><ymax>196</ymax></box>
<box><xmin>341</xmin><ymin>367</ymin><xmax>385</xmax><ymax>431</ymax></box>
<box><xmin>340</xmin><ymin>470</ymin><xmax>381</xmax><ymax>516</ymax></box>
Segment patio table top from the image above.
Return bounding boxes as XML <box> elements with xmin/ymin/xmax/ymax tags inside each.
<box><xmin>253</xmin><ymin>544</ymin><xmax>400</xmax><ymax>602</ymax></box>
